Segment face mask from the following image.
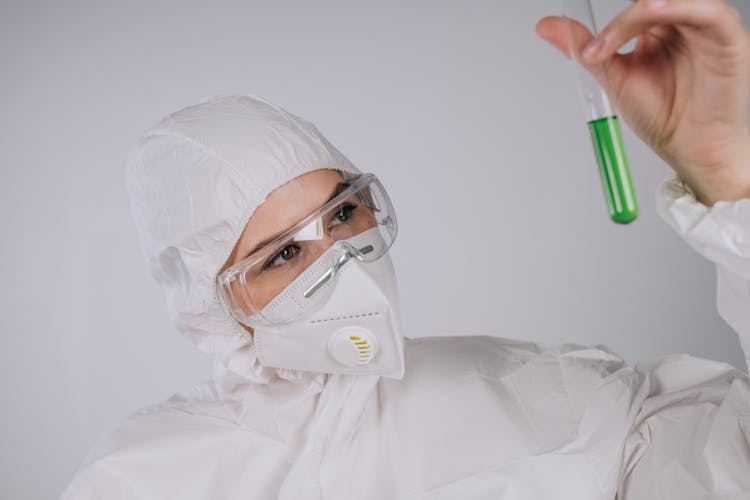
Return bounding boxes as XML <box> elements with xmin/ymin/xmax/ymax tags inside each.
<box><xmin>251</xmin><ymin>246</ymin><xmax>405</xmax><ymax>378</ymax></box>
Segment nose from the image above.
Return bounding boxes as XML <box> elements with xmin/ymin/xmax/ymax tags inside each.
<box><xmin>302</xmin><ymin>237</ymin><xmax>363</xmax><ymax>299</ymax></box>
<box><xmin>306</xmin><ymin>233</ymin><xmax>336</xmax><ymax>255</ymax></box>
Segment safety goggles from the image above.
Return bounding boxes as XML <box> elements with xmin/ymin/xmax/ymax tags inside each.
<box><xmin>217</xmin><ymin>173</ymin><xmax>397</xmax><ymax>327</ymax></box>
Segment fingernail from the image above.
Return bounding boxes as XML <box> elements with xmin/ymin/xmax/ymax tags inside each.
<box><xmin>583</xmin><ymin>36</ymin><xmax>603</xmax><ymax>59</ymax></box>
<box><xmin>649</xmin><ymin>0</ymin><xmax>668</xmax><ymax>8</ymax></box>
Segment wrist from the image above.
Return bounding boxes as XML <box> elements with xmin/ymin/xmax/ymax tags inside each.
<box><xmin>684</xmin><ymin>141</ymin><xmax>750</xmax><ymax>206</ymax></box>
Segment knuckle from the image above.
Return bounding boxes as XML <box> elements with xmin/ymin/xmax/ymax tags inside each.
<box><xmin>703</xmin><ymin>2</ymin><xmax>723</xmax><ymax>19</ymax></box>
<box><xmin>640</xmin><ymin>1</ymin><xmax>663</xmax><ymax>17</ymax></box>
<box><xmin>723</xmin><ymin>4</ymin><xmax>745</xmax><ymax>32</ymax></box>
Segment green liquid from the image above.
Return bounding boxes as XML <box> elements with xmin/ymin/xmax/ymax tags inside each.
<box><xmin>587</xmin><ymin>116</ymin><xmax>638</xmax><ymax>224</ymax></box>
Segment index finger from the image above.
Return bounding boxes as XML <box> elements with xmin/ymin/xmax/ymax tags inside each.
<box><xmin>583</xmin><ymin>0</ymin><xmax>746</xmax><ymax>64</ymax></box>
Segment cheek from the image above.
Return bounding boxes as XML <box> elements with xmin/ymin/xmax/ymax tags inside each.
<box><xmin>361</xmin><ymin>210</ymin><xmax>378</xmax><ymax>230</ymax></box>
<box><xmin>249</xmin><ymin>282</ymin><xmax>282</xmax><ymax>312</ymax></box>
<box><xmin>229</xmin><ymin>279</ymin><xmax>254</xmax><ymax>315</ymax></box>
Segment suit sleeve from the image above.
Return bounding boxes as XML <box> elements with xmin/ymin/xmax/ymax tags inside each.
<box><xmin>617</xmin><ymin>176</ymin><xmax>750</xmax><ymax>499</ymax></box>
<box><xmin>656</xmin><ymin>174</ymin><xmax>750</xmax><ymax>371</ymax></box>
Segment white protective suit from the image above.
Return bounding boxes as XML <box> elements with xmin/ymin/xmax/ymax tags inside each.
<box><xmin>61</xmin><ymin>95</ymin><xmax>750</xmax><ymax>500</ymax></box>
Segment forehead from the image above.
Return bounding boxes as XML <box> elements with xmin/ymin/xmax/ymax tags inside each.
<box><xmin>235</xmin><ymin>169</ymin><xmax>344</xmax><ymax>258</ymax></box>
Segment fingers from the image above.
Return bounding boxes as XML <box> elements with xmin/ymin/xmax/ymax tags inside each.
<box><xmin>536</xmin><ymin>15</ymin><xmax>627</xmax><ymax>93</ymax></box>
<box><xmin>536</xmin><ymin>16</ymin><xmax>596</xmax><ymax>60</ymax></box>
<box><xmin>583</xmin><ymin>0</ymin><xmax>746</xmax><ymax>64</ymax></box>
<box><xmin>536</xmin><ymin>17</ymin><xmax>573</xmax><ymax>58</ymax></box>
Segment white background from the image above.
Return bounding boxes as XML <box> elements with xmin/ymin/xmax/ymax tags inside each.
<box><xmin>2</xmin><ymin>1</ymin><xmax>749</xmax><ymax>498</ymax></box>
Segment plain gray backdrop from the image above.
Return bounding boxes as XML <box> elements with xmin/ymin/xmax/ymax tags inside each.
<box><xmin>2</xmin><ymin>1</ymin><xmax>749</xmax><ymax>498</ymax></box>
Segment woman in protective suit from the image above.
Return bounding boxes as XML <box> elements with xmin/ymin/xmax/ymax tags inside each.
<box><xmin>62</xmin><ymin>2</ymin><xmax>750</xmax><ymax>499</ymax></box>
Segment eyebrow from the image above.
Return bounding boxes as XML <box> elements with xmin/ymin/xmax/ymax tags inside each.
<box><xmin>239</xmin><ymin>181</ymin><xmax>351</xmax><ymax>261</ymax></box>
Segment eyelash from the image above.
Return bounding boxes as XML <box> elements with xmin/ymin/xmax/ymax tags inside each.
<box><xmin>263</xmin><ymin>244</ymin><xmax>301</xmax><ymax>270</ymax></box>
<box><xmin>330</xmin><ymin>203</ymin><xmax>357</xmax><ymax>225</ymax></box>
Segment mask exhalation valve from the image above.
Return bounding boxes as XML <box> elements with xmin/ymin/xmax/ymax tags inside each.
<box><xmin>328</xmin><ymin>327</ymin><xmax>379</xmax><ymax>367</ymax></box>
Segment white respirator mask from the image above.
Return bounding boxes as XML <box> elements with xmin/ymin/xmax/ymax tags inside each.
<box><xmin>216</xmin><ymin>173</ymin><xmax>405</xmax><ymax>378</ymax></box>
<box><xmin>254</xmin><ymin>242</ymin><xmax>404</xmax><ymax>377</ymax></box>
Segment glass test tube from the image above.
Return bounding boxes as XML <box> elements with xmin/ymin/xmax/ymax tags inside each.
<box><xmin>563</xmin><ymin>0</ymin><xmax>638</xmax><ymax>224</ymax></box>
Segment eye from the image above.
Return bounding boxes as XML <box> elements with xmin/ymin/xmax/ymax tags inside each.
<box><xmin>263</xmin><ymin>244</ymin><xmax>300</xmax><ymax>270</ymax></box>
<box><xmin>330</xmin><ymin>203</ymin><xmax>357</xmax><ymax>227</ymax></box>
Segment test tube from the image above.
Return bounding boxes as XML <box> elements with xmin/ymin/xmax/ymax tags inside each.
<box><xmin>563</xmin><ymin>0</ymin><xmax>638</xmax><ymax>224</ymax></box>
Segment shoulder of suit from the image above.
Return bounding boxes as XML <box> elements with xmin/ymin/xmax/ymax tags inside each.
<box><xmin>397</xmin><ymin>335</ymin><xmax>636</xmax><ymax>394</ymax></box>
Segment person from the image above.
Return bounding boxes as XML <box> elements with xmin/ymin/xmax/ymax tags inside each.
<box><xmin>62</xmin><ymin>1</ymin><xmax>750</xmax><ymax>499</ymax></box>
